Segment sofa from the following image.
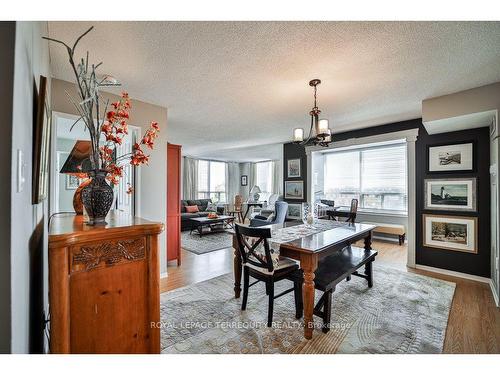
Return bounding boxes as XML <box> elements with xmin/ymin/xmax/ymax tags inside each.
<box><xmin>180</xmin><ymin>199</ymin><xmax>225</xmax><ymax>231</ymax></box>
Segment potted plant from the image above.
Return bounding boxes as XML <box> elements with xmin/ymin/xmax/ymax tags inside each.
<box><xmin>44</xmin><ymin>27</ymin><xmax>160</xmax><ymax>224</ymax></box>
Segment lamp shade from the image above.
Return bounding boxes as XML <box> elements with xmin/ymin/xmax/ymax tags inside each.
<box><xmin>250</xmin><ymin>185</ymin><xmax>261</xmax><ymax>194</ymax></box>
<box><xmin>317</xmin><ymin>119</ymin><xmax>329</xmax><ymax>135</ymax></box>
<box><xmin>293</xmin><ymin>128</ymin><xmax>304</xmax><ymax>142</ymax></box>
<box><xmin>59</xmin><ymin>140</ymin><xmax>93</xmax><ymax>174</ymax></box>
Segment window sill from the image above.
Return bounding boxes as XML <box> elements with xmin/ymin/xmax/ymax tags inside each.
<box><xmin>357</xmin><ymin>209</ymin><xmax>408</xmax><ymax>218</ymax></box>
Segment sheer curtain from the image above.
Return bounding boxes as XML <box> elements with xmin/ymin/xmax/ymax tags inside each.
<box><xmin>271</xmin><ymin>160</ymin><xmax>282</xmax><ymax>195</ymax></box>
<box><xmin>182</xmin><ymin>157</ymin><xmax>198</xmax><ymax>200</ymax></box>
<box><xmin>248</xmin><ymin>162</ymin><xmax>257</xmax><ymax>196</ymax></box>
<box><xmin>226</xmin><ymin>162</ymin><xmax>240</xmax><ymax>205</ymax></box>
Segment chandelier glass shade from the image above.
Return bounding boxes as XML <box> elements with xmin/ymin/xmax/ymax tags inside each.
<box><xmin>293</xmin><ymin>79</ymin><xmax>332</xmax><ymax>147</ymax></box>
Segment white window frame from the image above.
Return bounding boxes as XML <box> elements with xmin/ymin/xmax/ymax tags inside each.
<box><xmin>306</xmin><ymin>128</ymin><xmax>419</xmax><ymax>268</ymax></box>
<box><xmin>254</xmin><ymin>160</ymin><xmax>274</xmax><ymax>201</ymax></box>
<box><xmin>322</xmin><ymin>142</ymin><xmax>408</xmax><ymax>215</ymax></box>
<box><xmin>196</xmin><ymin>159</ymin><xmax>227</xmax><ymax>203</ymax></box>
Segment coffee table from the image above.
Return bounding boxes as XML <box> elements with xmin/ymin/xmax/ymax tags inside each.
<box><xmin>190</xmin><ymin>215</ymin><xmax>235</xmax><ymax>237</ymax></box>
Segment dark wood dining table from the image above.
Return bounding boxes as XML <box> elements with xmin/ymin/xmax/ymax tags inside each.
<box><xmin>232</xmin><ymin>220</ymin><xmax>375</xmax><ymax>339</ymax></box>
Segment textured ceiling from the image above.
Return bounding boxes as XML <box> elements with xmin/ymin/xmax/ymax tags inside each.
<box><xmin>47</xmin><ymin>21</ymin><xmax>500</xmax><ymax>161</ymax></box>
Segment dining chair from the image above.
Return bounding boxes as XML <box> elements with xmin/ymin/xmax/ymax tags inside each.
<box><xmin>234</xmin><ymin>223</ymin><xmax>302</xmax><ymax>327</ymax></box>
<box><xmin>347</xmin><ymin>198</ymin><xmax>358</xmax><ymax>224</ymax></box>
<box><xmin>328</xmin><ymin>198</ymin><xmax>358</xmax><ymax>223</ymax></box>
<box><xmin>228</xmin><ymin>194</ymin><xmax>244</xmax><ymax>222</ymax></box>
<box><xmin>249</xmin><ymin>201</ymin><xmax>288</xmax><ymax>227</ymax></box>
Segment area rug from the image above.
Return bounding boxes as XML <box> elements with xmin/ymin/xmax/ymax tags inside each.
<box><xmin>159</xmin><ymin>265</ymin><xmax>456</xmax><ymax>354</ymax></box>
<box><xmin>181</xmin><ymin>231</ymin><xmax>233</xmax><ymax>255</ymax></box>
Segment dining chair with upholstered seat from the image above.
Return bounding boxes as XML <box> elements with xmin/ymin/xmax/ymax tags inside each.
<box><xmin>249</xmin><ymin>201</ymin><xmax>288</xmax><ymax>227</ymax></box>
<box><xmin>234</xmin><ymin>223</ymin><xmax>302</xmax><ymax>327</ymax></box>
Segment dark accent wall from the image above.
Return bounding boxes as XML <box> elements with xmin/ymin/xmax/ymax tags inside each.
<box><xmin>416</xmin><ymin>126</ymin><xmax>491</xmax><ymax>277</ymax></box>
<box><xmin>284</xmin><ymin>118</ymin><xmax>491</xmax><ymax>277</ymax></box>
<box><xmin>283</xmin><ymin>142</ymin><xmax>308</xmax><ymax>203</ymax></box>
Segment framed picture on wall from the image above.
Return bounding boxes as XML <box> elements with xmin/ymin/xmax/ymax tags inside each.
<box><xmin>287</xmin><ymin>203</ymin><xmax>302</xmax><ymax>219</ymax></box>
<box><xmin>423</xmin><ymin>214</ymin><xmax>477</xmax><ymax>253</ymax></box>
<box><xmin>424</xmin><ymin>178</ymin><xmax>477</xmax><ymax>212</ymax></box>
<box><xmin>66</xmin><ymin>175</ymin><xmax>80</xmax><ymax>190</ymax></box>
<box><xmin>427</xmin><ymin>142</ymin><xmax>474</xmax><ymax>173</ymax></box>
<box><xmin>32</xmin><ymin>75</ymin><xmax>51</xmax><ymax>204</ymax></box>
<box><xmin>287</xmin><ymin>158</ymin><xmax>301</xmax><ymax>178</ymax></box>
<box><xmin>285</xmin><ymin>180</ymin><xmax>304</xmax><ymax>199</ymax></box>
<box><xmin>241</xmin><ymin>175</ymin><xmax>248</xmax><ymax>186</ymax></box>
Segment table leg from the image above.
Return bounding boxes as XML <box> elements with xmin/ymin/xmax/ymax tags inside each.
<box><xmin>364</xmin><ymin>230</ymin><xmax>372</xmax><ymax>251</ymax></box>
<box><xmin>243</xmin><ymin>205</ymin><xmax>251</xmax><ymax>223</ymax></box>
<box><xmin>300</xmin><ymin>254</ymin><xmax>318</xmax><ymax>340</ymax></box>
<box><xmin>233</xmin><ymin>236</ymin><xmax>242</xmax><ymax>298</ymax></box>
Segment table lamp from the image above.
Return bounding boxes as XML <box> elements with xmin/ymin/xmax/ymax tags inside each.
<box><xmin>59</xmin><ymin>140</ymin><xmax>92</xmax><ymax>214</ymax></box>
<box><xmin>249</xmin><ymin>185</ymin><xmax>261</xmax><ymax>202</ymax></box>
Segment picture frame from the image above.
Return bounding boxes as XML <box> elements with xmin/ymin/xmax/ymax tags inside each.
<box><xmin>285</xmin><ymin>180</ymin><xmax>304</xmax><ymax>200</ymax></box>
<box><xmin>423</xmin><ymin>214</ymin><xmax>477</xmax><ymax>253</ymax></box>
<box><xmin>427</xmin><ymin>141</ymin><xmax>474</xmax><ymax>173</ymax></box>
<box><xmin>32</xmin><ymin>75</ymin><xmax>51</xmax><ymax>204</ymax></box>
<box><xmin>424</xmin><ymin>177</ymin><xmax>477</xmax><ymax>212</ymax></box>
<box><xmin>241</xmin><ymin>175</ymin><xmax>248</xmax><ymax>186</ymax></box>
<box><xmin>287</xmin><ymin>203</ymin><xmax>302</xmax><ymax>219</ymax></box>
<box><xmin>287</xmin><ymin>158</ymin><xmax>301</xmax><ymax>178</ymax></box>
<box><xmin>66</xmin><ymin>175</ymin><xmax>80</xmax><ymax>190</ymax></box>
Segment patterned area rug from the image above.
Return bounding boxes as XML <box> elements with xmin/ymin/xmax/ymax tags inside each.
<box><xmin>160</xmin><ymin>266</ymin><xmax>455</xmax><ymax>354</ymax></box>
<box><xmin>181</xmin><ymin>230</ymin><xmax>233</xmax><ymax>255</ymax></box>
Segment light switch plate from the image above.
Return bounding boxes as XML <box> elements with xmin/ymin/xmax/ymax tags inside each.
<box><xmin>17</xmin><ymin>149</ymin><xmax>25</xmax><ymax>193</ymax></box>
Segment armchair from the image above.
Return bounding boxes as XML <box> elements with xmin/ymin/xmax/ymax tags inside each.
<box><xmin>250</xmin><ymin>201</ymin><xmax>289</xmax><ymax>227</ymax></box>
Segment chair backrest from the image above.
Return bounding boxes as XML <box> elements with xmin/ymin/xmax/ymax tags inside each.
<box><xmin>234</xmin><ymin>194</ymin><xmax>242</xmax><ymax>209</ymax></box>
<box><xmin>346</xmin><ymin>199</ymin><xmax>358</xmax><ymax>223</ymax></box>
<box><xmin>267</xmin><ymin>193</ymin><xmax>279</xmax><ymax>207</ymax></box>
<box><xmin>271</xmin><ymin>201</ymin><xmax>288</xmax><ymax>224</ymax></box>
<box><xmin>350</xmin><ymin>198</ymin><xmax>358</xmax><ymax>213</ymax></box>
<box><xmin>234</xmin><ymin>224</ymin><xmax>274</xmax><ymax>272</ymax></box>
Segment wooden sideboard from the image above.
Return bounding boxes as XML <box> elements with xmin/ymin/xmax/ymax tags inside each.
<box><xmin>48</xmin><ymin>213</ymin><xmax>164</xmax><ymax>353</ymax></box>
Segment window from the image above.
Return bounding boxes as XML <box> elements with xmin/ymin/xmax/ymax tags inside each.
<box><xmin>255</xmin><ymin>161</ymin><xmax>273</xmax><ymax>201</ymax></box>
<box><xmin>323</xmin><ymin>142</ymin><xmax>407</xmax><ymax>213</ymax></box>
<box><xmin>197</xmin><ymin>160</ymin><xmax>226</xmax><ymax>203</ymax></box>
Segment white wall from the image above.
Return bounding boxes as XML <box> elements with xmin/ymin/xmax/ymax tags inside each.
<box><xmin>10</xmin><ymin>21</ymin><xmax>51</xmax><ymax>353</ymax></box>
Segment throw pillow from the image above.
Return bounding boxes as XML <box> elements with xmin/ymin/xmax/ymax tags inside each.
<box><xmin>206</xmin><ymin>202</ymin><xmax>218</xmax><ymax>212</ymax></box>
<box><xmin>185</xmin><ymin>205</ymin><xmax>199</xmax><ymax>213</ymax></box>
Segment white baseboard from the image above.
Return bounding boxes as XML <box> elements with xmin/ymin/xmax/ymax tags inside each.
<box><xmin>415</xmin><ymin>264</ymin><xmax>491</xmax><ymax>284</ymax></box>
<box><xmin>490</xmin><ymin>280</ymin><xmax>500</xmax><ymax>307</ymax></box>
<box><xmin>160</xmin><ymin>271</ymin><xmax>168</xmax><ymax>279</ymax></box>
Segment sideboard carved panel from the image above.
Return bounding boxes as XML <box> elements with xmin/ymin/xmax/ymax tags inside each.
<box><xmin>71</xmin><ymin>237</ymin><xmax>146</xmax><ymax>273</ymax></box>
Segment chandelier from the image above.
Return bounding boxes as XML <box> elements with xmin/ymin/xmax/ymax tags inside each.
<box><xmin>292</xmin><ymin>79</ymin><xmax>332</xmax><ymax>147</ymax></box>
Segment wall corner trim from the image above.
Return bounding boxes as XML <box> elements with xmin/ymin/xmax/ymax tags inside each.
<box><xmin>490</xmin><ymin>280</ymin><xmax>499</xmax><ymax>307</ymax></box>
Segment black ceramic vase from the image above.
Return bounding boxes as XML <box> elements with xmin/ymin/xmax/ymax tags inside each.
<box><xmin>81</xmin><ymin>170</ymin><xmax>114</xmax><ymax>225</ymax></box>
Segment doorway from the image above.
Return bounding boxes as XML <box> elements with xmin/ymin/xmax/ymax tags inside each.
<box><xmin>50</xmin><ymin>111</ymin><xmax>140</xmax><ymax>216</ymax></box>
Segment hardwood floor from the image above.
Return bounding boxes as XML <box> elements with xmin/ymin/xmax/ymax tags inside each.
<box><xmin>161</xmin><ymin>238</ymin><xmax>500</xmax><ymax>354</ymax></box>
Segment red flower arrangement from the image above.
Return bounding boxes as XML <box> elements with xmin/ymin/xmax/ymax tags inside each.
<box><xmin>100</xmin><ymin>92</ymin><xmax>160</xmax><ymax>192</ymax></box>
